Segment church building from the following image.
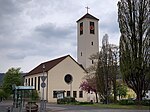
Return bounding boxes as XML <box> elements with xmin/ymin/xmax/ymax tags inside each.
<box><xmin>24</xmin><ymin>11</ymin><xmax>99</xmax><ymax>102</ymax></box>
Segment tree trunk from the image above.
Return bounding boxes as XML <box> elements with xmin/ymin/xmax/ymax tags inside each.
<box><xmin>114</xmin><ymin>85</ymin><xmax>117</xmax><ymax>103</ymax></box>
<box><xmin>136</xmin><ymin>91</ymin><xmax>142</xmax><ymax>104</ymax></box>
<box><xmin>95</xmin><ymin>92</ymin><xmax>98</xmax><ymax>103</ymax></box>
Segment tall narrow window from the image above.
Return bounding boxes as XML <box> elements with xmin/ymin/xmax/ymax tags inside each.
<box><xmin>90</xmin><ymin>22</ymin><xmax>95</xmax><ymax>34</ymax></box>
<box><xmin>79</xmin><ymin>91</ymin><xmax>83</xmax><ymax>98</ymax></box>
<box><xmin>28</xmin><ymin>78</ymin><xmax>30</xmax><ymax>86</ymax></box>
<box><xmin>80</xmin><ymin>22</ymin><xmax>83</xmax><ymax>35</ymax></box>
<box><xmin>25</xmin><ymin>79</ymin><xmax>27</xmax><ymax>86</ymax></box>
<box><xmin>67</xmin><ymin>91</ymin><xmax>70</xmax><ymax>97</ymax></box>
<box><xmin>31</xmin><ymin>78</ymin><xmax>33</xmax><ymax>86</ymax></box>
<box><xmin>73</xmin><ymin>91</ymin><xmax>77</xmax><ymax>98</ymax></box>
<box><xmin>92</xmin><ymin>60</ymin><xmax>94</xmax><ymax>64</ymax></box>
<box><xmin>91</xmin><ymin>42</ymin><xmax>93</xmax><ymax>45</ymax></box>
<box><xmin>81</xmin><ymin>52</ymin><xmax>82</xmax><ymax>56</ymax></box>
<box><xmin>53</xmin><ymin>91</ymin><xmax>57</xmax><ymax>98</ymax></box>
<box><xmin>38</xmin><ymin>76</ymin><xmax>40</xmax><ymax>90</ymax></box>
<box><xmin>34</xmin><ymin>77</ymin><xmax>37</xmax><ymax>90</ymax></box>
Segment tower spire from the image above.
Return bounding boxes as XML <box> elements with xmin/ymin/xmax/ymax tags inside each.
<box><xmin>85</xmin><ymin>6</ymin><xmax>90</xmax><ymax>13</ymax></box>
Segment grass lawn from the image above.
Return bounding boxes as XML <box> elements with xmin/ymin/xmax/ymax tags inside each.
<box><xmin>87</xmin><ymin>103</ymin><xmax>150</xmax><ymax>110</ymax></box>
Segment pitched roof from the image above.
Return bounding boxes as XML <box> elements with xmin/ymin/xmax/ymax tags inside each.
<box><xmin>27</xmin><ymin>55</ymin><xmax>69</xmax><ymax>76</ymax></box>
<box><xmin>77</xmin><ymin>13</ymin><xmax>99</xmax><ymax>22</ymax></box>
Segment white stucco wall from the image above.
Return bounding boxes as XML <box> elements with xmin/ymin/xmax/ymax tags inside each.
<box><xmin>47</xmin><ymin>56</ymin><xmax>88</xmax><ymax>102</ymax></box>
<box><xmin>77</xmin><ymin>18</ymin><xmax>99</xmax><ymax>69</ymax></box>
<box><xmin>24</xmin><ymin>56</ymin><xmax>88</xmax><ymax>102</ymax></box>
<box><xmin>24</xmin><ymin>73</ymin><xmax>48</xmax><ymax>100</ymax></box>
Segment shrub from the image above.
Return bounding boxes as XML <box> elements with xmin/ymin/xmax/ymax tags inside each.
<box><xmin>79</xmin><ymin>102</ymin><xmax>93</xmax><ymax>105</ymax></box>
<box><xmin>119</xmin><ymin>99</ymin><xmax>135</xmax><ymax>105</ymax></box>
<box><xmin>24</xmin><ymin>90</ymin><xmax>39</xmax><ymax>101</ymax></box>
<box><xmin>57</xmin><ymin>97</ymin><xmax>76</xmax><ymax>104</ymax></box>
<box><xmin>141</xmin><ymin>100</ymin><xmax>150</xmax><ymax>106</ymax></box>
<box><xmin>108</xmin><ymin>96</ymin><xmax>114</xmax><ymax>103</ymax></box>
<box><xmin>127</xmin><ymin>100</ymin><xmax>135</xmax><ymax>105</ymax></box>
<box><xmin>31</xmin><ymin>90</ymin><xmax>39</xmax><ymax>101</ymax></box>
<box><xmin>119</xmin><ymin>99</ymin><xmax>127</xmax><ymax>105</ymax></box>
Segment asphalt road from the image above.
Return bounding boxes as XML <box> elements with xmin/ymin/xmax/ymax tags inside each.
<box><xmin>0</xmin><ymin>100</ymin><xmax>149</xmax><ymax>112</ymax></box>
<box><xmin>46</xmin><ymin>103</ymin><xmax>150</xmax><ymax>112</ymax></box>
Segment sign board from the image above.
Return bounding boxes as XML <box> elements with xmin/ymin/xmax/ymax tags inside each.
<box><xmin>15</xmin><ymin>86</ymin><xmax>35</xmax><ymax>90</ymax></box>
<box><xmin>41</xmin><ymin>76</ymin><xmax>47</xmax><ymax>82</ymax></box>
<box><xmin>57</xmin><ymin>93</ymin><xmax>64</xmax><ymax>99</ymax></box>
<box><xmin>41</xmin><ymin>82</ymin><xmax>46</xmax><ymax>88</ymax></box>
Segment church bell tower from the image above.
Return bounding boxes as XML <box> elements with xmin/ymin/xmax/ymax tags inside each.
<box><xmin>77</xmin><ymin>10</ymin><xmax>99</xmax><ymax>69</ymax></box>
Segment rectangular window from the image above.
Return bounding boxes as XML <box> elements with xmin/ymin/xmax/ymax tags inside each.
<box><xmin>31</xmin><ymin>78</ymin><xmax>33</xmax><ymax>86</ymax></box>
<box><xmin>73</xmin><ymin>91</ymin><xmax>77</xmax><ymax>98</ymax></box>
<box><xmin>79</xmin><ymin>91</ymin><xmax>83</xmax><ymax>98</ymax></box>
<box><xmin>53</xmin><ymin>91</ymin><xmax>57</xmax><ymax>98</ymax></box>
<box><xmin>34</xmin><ymin>77</ymin><xmax>37</xmax><ymax>90</ymax></box>
<box><xmin>38</xmin><ymin>76</ymin><xmax>40</xmax><ymax>90</ymax></box>
<box><xmin>91</xmin><ymin>42</ymin><xmax>93</xmax><ymax>45</ymax></box>
<box><xmin>28</xmin><ymin>78</ymin><xmax>30</xmax><ymax>86</ymax></box>
<box><xmin>81</xmin><ymin>52</ymin><xmax>82</xmax><ymax>56</ymax></box>
<box><xmin>80</xmin><ymin>22</ymin><xmax>83</xmax><ymax>35</ymax></box>
<box><xmin>92</xmin><ymin>60</ymin><xmax>94</xmax><ymax>64</ymax></box>
<box><xmin>90</xmin><ymin>22</ymin><xmax>95</xmax><ymax>34</ymax></box>
<box><xmin>25</xmin><ymin>79</ymin><xmax>27</xmax><ymax>86</ymax></box>
<box><xmin>67</xmin><ymin>91</ymin><xmax>70</xmax><ymax>97</ymax></box>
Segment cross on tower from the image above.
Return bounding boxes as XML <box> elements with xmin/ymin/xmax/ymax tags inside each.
<box><xmin>85</xmin><ymin>6</ymin><xmax>90</xmax><ymax>13</ymax></box>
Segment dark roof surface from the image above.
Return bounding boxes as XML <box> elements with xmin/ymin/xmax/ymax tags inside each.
<box><xmin>77</xmin><ymin>13</ymin><xmax>99</xmax><ymax>22</ymax></box>
<box><xmin>27</xmin><ymin>55</ymin><xmax>69</xmax><ymax>76</ymax></box>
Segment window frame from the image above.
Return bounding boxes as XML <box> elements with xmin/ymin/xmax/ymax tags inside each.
<box><xmin>90</xmin><ymin>21</ymin><xmax>95</xmax><ymax>34</ymax></box>
<box><xmin>73</xmin><ymin>91</ymin><xmax>77</xmax><ymax>98</ymax></box>
<box><xmin>79</xmin><ymin>91</ymin><xmax>83</xmax><ymax>98</ymax></box>
<box><xmin>80</xmin><ymin>22</ymin><xmax>83</xmax><ymax>35</ymax></box>
<box><xmin>67</xmin><ymin>91</ymin><xmax>70</xmax><ymax>97</ymax></box>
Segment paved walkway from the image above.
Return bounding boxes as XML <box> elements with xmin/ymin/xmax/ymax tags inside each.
<box><xmin>0</xmin><ymin>100</ymin><xmax>149</xmax><ymax>112</ymax></box>
<box><xmin>0</xmin><ymin>100</ymin><xmax>13</xmax><ymax>112</ymax></box>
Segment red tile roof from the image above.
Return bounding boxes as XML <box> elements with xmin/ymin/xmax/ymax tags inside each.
<box><xmin>77</xmin><ymin>13</ymin><xmax>99</xmax><ymax>22</ymax></box>
<box><xmin>27</xmin><ymin>55</ymin><xmax>69</xmax><ymax>76</ymax></box>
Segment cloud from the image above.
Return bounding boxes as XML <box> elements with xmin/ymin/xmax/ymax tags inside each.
<box><xmin>35</xmin><ymin>23</ymin><xmax>74</xmax><ymax>39</ymax></box>
<box><xmin>0</xmin><ymin>0</ymin><xmax>20</xmax><ymax>16</ymax></box>
<box><xmin>7</xmin><ymin>52</ymin><xmax>26</xmax><ymax>60</ymax></box>
<box><xmin>100</xmin><ymin>12</ymin><xmax>119</xmax><ymax>33</ymax></box>
<box><xmin>0</xmin><ymin>0</ymin><xmax>120</xmax><ymax>72</ymax></box>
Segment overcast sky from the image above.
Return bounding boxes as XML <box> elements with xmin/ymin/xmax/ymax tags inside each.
<box><xmin>0</xmin><ymin>0</ymin><xmax>120</xmax><ymax>73</ymax></box>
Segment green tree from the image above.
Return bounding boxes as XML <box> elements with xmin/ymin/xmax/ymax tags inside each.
<box><xmin>116</xmin><ymin>83</ymin><xmax>127</xmax><ymax>100</ymax></box>
<box><xmin>0</xmin><ymin>89</ymin><xmax>6</xmax><ymax>101</ymax></box>
<box><xmin>96</xmin><ymin>34</ymin><xmax>119</xmax><ymax>104</ymax></box>
<box><xmin>2</xmin><ymin>67</ymin><xmax>23</xmax><ymax>97</ymax></box>
<box><xmin>118</xmin><ymin>0</ymin><xmax>150</xmax><ymax>101</ymax></box>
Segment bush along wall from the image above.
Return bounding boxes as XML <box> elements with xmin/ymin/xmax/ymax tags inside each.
<box><xmin>119</xmin><ymin>99</ymin><xmax>150</xmax><ymax>106</ymax></box>
<box><xmin>57</xmin><ymin>97</ymin><xmax>76</xmax><ymax>104</ymax></box>
<box><xmin>119</xmin><ymin>99</ymin><xmax>135</xmax><ymax>105</ymax></box>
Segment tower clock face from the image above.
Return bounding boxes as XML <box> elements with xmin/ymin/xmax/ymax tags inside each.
<box><xmin>64</xmin><ymin>74</ymin><xmax>73</xmax><ymax>84</ymax></box>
